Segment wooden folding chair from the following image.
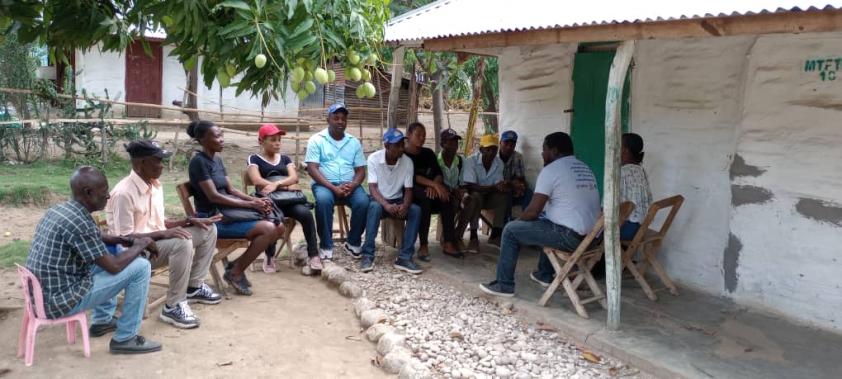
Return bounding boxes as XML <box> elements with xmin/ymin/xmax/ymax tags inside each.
<box><xmin>539</xmin><ymin>202</ymin><xmax>635</xmax><ymax>319</ymax></box>
<box><xmin>241</xmin><ymin>171</ymin><xmax>299</xmax><ymax>270</ymax></box>
<box><xmin>621</xmin><ymin>195</ymin><xmax>684</xmax><ymax>301</ymax></box>
<box><xmin>380</xmin><ymin>218</ymin><xmax>406</xmax><ymax>249</ymax></box>
<box><xmin>333</xmin><ymin>202</ymin><xmax>350</xmax><ymax>242</ymax></box>
<box><xmin>176</xmin><ymin>182</ymin><xmax>249</xmax><ymax>297</ymax></box>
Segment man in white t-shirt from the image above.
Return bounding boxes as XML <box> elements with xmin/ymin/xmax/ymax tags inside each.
<box><xmin>480</xmin><ymin>132</ymin><xmax>600</xmax><ymax>297</ymax></box>
<box><xmin>361</xmin><ymin>128</ymin><xmax>423</xmax><ymax>274</ymax></box>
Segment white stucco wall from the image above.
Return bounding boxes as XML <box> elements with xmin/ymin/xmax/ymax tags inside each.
<box><xmin>497</xmin><ymin>32</ymin><xmax>842</xmax><ymax>332</ymax></box>
<box><xmin>76</xmin><ymin>45</ymin><xmax>298</xmax><ymax>117</ymax></box>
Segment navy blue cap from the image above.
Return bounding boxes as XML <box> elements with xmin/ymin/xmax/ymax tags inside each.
<box><xmin>383</xmin><ymin>128</ymin><xmax>406</xmax><ymax>144</ymax></box>
<box><xmin>328</xmin><ymin>103</ymin><xmax>348</xmax><ymax>115</ymax></box>
<box><xmin>501</xmin><ymin>130</ymin><xmax>518</xmax><ymax>142</ymax></box>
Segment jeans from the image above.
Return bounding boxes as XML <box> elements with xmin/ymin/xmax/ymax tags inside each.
<box><xmin>69</xmin><ymin>258</ymin><xmax>150</xmax><ymax>342</ymax></box>
<box><xmin>362</xmin><ymin>197</ymin><xmax>421</xmax><ymax>261</ymax></box>
<box><xmin>266</xmin><ymin>203</ymin><xmax>319</xmax><ymax>258</ymax></box>
<box><xmin>620</xmin><ymin>221</ymin><xmax>641</xmax><ymax>241</ymax></box>
<box><xmin>495</xmin><ymin>219</ymin><xmax>582</xmax><ymax>292</ymax></box>
<box><xmin>412</xmin><ymin>186</ymin><xmax>457</xmax><ymax>244</ymax></box>
<box><xmin>312</xmin><ymin>182</ymin><xmax>368</xmax><ymax>249</ymax></box>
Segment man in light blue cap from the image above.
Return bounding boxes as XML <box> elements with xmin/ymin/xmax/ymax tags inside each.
<box><xmin>305</xmin><ymin>103</ymin><xmax>368</xmax><ymax>260</ymax></box>
<box><xmin>499</xmin><ymin>130</ymin><xmax>532</xmax><ymax>235</ymax></box>
<box><xmin>361</xmin><ymin>128</ymin><xmax>423</xmax><ymax>274</ymax></box>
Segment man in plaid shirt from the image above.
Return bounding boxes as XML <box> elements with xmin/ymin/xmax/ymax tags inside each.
<box><xmin>26</xmin><ymin>166</ymin><xmax>162</xmax><ymax>354</ymax></box>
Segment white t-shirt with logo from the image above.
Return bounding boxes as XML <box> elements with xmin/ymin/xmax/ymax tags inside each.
<box><xmin>367</xmin><ymin>149</ymin><xmax>414</xmax><ymax>200</ymax></box>
<box><xmin>534</xmin><ymin>155</ymin><xmax>601</xmax><ymax>235</ymax></box>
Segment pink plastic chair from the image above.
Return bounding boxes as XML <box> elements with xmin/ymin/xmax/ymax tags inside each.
<box><xmin>16</xmin><ymin>264</ymin><xmax>90</xmax><ymax>366</ymax></box>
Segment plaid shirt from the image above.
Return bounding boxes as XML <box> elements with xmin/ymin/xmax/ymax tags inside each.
<box><xmin>621</xmin><ymin>164</ymin><xmax>653</xmax><ymax>224</ymax></box>
<box><xmin>502</xmin><ymin>151</ymin><xmax>526</xmax><ymax>182</ymax></box>
<box><xmin>26</xmin><ymin>201</ymin><xmax>107</xmax><ymax>319</ymax></box>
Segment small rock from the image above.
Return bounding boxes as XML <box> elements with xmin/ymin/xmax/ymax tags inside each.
<box><xmin>399</xmin><ymin>359</ymin><xmax>433</xmax><ymax>379</ymax></box>
<box><xmin>301</xmin><ymin>265</ymin><xmax>313</xmax><ymax>276</ymax></box>
<box><xmin>353</xmin><ymin>298</ymin><xmax>375</xmax><ymax>317</ymax></box>
<box><xmin>520</xmin><ymin>352</ymin><xmax>537</xmax><ymax>362</ymax></box>
<box><xmin>366</xmin><ymin>323</ymin><xmax>396</xmax><ymax>342</ymax></box>
<box><xmin>361</xmin><ymin>309</ymin><xmax>388</xmax><ymax>328</ymax></box>
<box><xmin>496</xmin><ymin>366</ymin><xmax>512</xmax><ymax>378</ymax></box>
<box><xmin>327</xmin><ymin>268</ymin><xmax>350</xmax><ymax>286</ymax></box>
<box><xmin>377</xmin><ymin>333</ymin><xmax>407</xmax><ymax>355</ymax></box>
<box><xmin>460</xmin><ymin>368</ymin><xmax>475</xmax><ymax>379</ymax></box>
<box><xmin>383</xmin><ymin>347</ymin><xmax>413</xmax><ymax>374</ymax></box>
<box><xmin>339</xmin><ymin>281</ymin><xmax>363</xmax><ymax>298</ymax></box>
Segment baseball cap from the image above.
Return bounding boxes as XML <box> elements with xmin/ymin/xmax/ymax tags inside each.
<box><xmin>383</xmin><ymin>128</ymin><xmax>406</xmax><ymax>144</ymax></box>
<box><xmin>328</xmin><ymin>103</ymin><xmax>349</xmax><ymax>115</ymax></box>
<box><xmin>125</xmin><ymin>140</ymin><xmax>173</xmax><ymax>159</ymax></box>
<box><xmin>440</xmin><ymin>128</ymin><xmax>462</xmax><ymax>141</ymax></box>
<box><xmin>258</xmin><ymin>123</ymin><xmax>286</xmax><ymax>140</ymax></box>
<box><xmin>479</xmin><ymin>134</ymin><xmax>499</xmax><ymax>148</ymax></box>
<box><xmin>501</xmin><ymin>130</ymin><xmax>518</xmax><ymax>142</ymax></box>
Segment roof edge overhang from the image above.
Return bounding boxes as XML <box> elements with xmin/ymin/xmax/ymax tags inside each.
<box><xmin>391</xmin><ymin>9</ymin><xmax>842</xmax><ymax>51</ymax></box>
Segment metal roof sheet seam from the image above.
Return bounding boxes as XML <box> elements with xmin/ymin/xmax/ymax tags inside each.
<box><xmin>384</xmin><ymin>0</ymin><xmax>842</xmax><ymax>42</ymax></box>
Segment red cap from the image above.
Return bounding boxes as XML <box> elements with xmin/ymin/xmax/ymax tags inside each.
<box><xmin>258</xmin><ymin>123</ymin><xmax>286</xmax><ymax>140</ymax></box>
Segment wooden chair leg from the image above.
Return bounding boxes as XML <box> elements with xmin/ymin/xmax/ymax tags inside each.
<box><xmin>561</xmin><ymin>277</ymin><xmax>589</xmax><ymax>318</ymax></box>
<box><xmin>538</xmin><ymin>252</ymin><xmax>564</xmax><ymax>306</ymax></box>
<box><xmin>580</xmin><ymin>257</ymin><xmax>608</xmax><ymax>309</ymax></box>
<box><xmin>284</xmin><ymin>222</ymin><xmax>296</xmax><ymax>268</ymax></box>
<box><xmin>645</xmin><ymin>248</ymin><xmax>679</xmax><ymax>296</ymax></box>
<box><xmin>622</xmin><ymin>248</ymin><xmax>658</xmax><ymax>301</ymax></box>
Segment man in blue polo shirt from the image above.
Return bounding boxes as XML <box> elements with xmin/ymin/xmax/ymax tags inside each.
<box><xmin>305</xmin><ymin>103</ymin><xmax>368</xmax><ymax>259</ymax></box>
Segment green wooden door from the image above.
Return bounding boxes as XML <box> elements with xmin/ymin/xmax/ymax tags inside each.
<box><xmin>570</xmin><ymin>51</ymin><xmax>631</xmax><ymax>196</ymax></box>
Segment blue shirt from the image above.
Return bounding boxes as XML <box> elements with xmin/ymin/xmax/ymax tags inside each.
<box><xmin>304</xmin><ymin>128</ymin><xmax>366</xmax><ymax>183</ymax></box>
<box><xmin>463</xmin><ymin>152</ymin><xmax>504</xmax><ymax>186</ymax></box>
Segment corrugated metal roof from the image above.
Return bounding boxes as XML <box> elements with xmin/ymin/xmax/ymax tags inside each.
<box><xmin>385</xmin><ymin>0</ymin><xmax>841</xmax><ymax>42</ymax></box>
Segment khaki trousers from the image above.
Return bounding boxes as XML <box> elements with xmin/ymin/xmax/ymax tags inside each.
<box><xmin>151</xmin><ymin>225</ymin><xmax>217</xmax><ymax>305</ymax></box>
<box><xmin>457</xmin><ymin>191</ymin><xmax>511</xmax><ymax>237</ymax></box>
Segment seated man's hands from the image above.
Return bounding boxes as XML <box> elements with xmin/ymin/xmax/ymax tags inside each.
<box><xmin>131</xmin><ymin>236</ymin><xmax>157</xmax><ymax>259</ymax></box>
<box><xmin>495</xmin><ymin>181</ymin><xmax>511</xmax><ymax>193</ymax></box>
<box><xmin>162</xmin><ymin>227</ymin><xmax>191</xmax><ymax>240</ymax></box>
<box><xmin>512</xmin><ymin>179</ymin><xmax>526</xmax><ymax>197</ymax></box>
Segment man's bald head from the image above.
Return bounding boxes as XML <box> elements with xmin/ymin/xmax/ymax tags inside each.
<box><xmin>70</xmin><ymin>166</ymin><xmax>110</xmax><ymax>212</ymax></box>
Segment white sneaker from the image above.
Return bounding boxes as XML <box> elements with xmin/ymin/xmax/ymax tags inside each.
<box><xmin>344</xmin><ymin>242</ymin><xmax>362</xmax><ymax>259</ymax></box>
<box><xmin>319</xmin><ymin>248</ymin><xmax>333</xmax><ymax>260</ymax></box>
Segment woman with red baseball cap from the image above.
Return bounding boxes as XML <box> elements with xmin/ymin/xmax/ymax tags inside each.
<box><xmin>246</xmin><ymin>123</ymin><xmax>322</xmax><ymax>274</ymax></box>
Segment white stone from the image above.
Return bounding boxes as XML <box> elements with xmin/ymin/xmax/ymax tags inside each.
<box><xmin>353</xmin><ymin>298</ymin><xmax>375</xmax><ymax>317</ymax></box>
<box><xmin>360</xmin><ymin>309</ymin><xmax>388</xmax><ymax>329</ymax></box>
<box><xmin>377</xmin><ymin>333</ymin><xmax>407</xmax><ymax>355</ymax></box>
<box><xmin>365</xmin><ymin>323</ymin><xmax>396</xmax><ymax>342</ymax></box>
<box><xmin>383</xmin><ymin>347</ymin><xmax>413</xmax><ymax>374</ymax></box>
<box><xmin>339</xmin><ymin>281</ymin><xmax>363</xmax><ymax>298</ymax></box>
<box><xmin>496</xmin><ymin>366</ymin><xmax>512</xmax><ymax>378</ymax></box>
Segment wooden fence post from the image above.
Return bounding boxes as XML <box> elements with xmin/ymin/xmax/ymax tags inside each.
<box><xmin>604</xmin><ymin>40</ymin><xmax>635</xmax><ymax>331</ymax></box>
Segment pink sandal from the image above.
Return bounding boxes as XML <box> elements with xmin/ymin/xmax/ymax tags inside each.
<box><xmin>262</xmin><ymin>255</ymin><xmax>277</xmax><ymax>273</ymax></box>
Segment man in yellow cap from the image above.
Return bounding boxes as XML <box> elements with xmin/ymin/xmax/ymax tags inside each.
<box><xmin>457</xmin><ymin>133</ymin><xmax>511</xmax><ymax>253</ymax></box>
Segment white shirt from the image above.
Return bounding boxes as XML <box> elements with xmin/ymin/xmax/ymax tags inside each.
<box><xmin>534</xmin><ymin>156</ymin><xmax>601</xmax><ymax>235</ymax></box>
<box><xmin>621</xmin><ymin>164</ymin><xmax>653</xmax><ymax>223</ymax></box>
<box><xmin>463</xmin><ymin>152</ymin><xmax>504</xmax><ymax>186</ymax></box>
<box><xmin>367</xmin><ymin>149</ymin><xmax>414</xmax><ymax>200</ymax></box>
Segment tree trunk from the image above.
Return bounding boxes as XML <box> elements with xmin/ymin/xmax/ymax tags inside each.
<box><xmin>406</xmin><ymin>62</ymin><xmax>418</xmax><ymax>125</ymax></box>
<box><xmin>431</xmin><ymin>66</ymin><xmax>445</xmax><ymax>152</ymax></box>
<box><xmin>182</xmin><ymin>65</ymin><xmax>199</xmax><ymax>121</ymax></box>
<box><xmin>482</xmin><ymin>77</ymin><xmax>498</xmax><ymax>133</ymax></box>
<box><xmin>464</xmin><ymin>57</ymin><xmax>486</xmax><ymax>156</ymax></box>
<box><xmin>386</xmin><ymin>47</ymin><xmax>405</xmax><ymax>131</ymax></box>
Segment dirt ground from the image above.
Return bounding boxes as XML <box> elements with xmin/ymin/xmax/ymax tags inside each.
<box><xmin>0</xmin><ymin>265</ymin><xmax>387</xmax><ymax>378</ymax></box>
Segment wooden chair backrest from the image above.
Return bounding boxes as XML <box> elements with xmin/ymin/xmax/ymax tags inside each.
<box><xmin>569</xmin><ymin>201</ymin><xmax>635</xmax><ymax>255</ymax></box>
<box><xmin>175</xmin><ymin>182</ymin><xmax>196</xmax><ymax>217</ymax></box>
<box><xmin>627</xmin><ymin>195</ymin><xmax>684</xmax><ymax>247</ymax></box>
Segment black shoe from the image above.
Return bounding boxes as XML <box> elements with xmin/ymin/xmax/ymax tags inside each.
<box><xmin>226</xmin><ymin>262</ymin><xmax>252</xmax><ymax>287</ymax></box>
<box><xmin>360</xmin><ymin>257</ymin><xmax>375</xmax><ymax>273</ymax></box>
<box><xmin>344</xmin><ymin>242</ymin><xmax>363</xmax><ymax>259</ymax></box>
<box><xmin>529</xmin><ymin>272</ymin><xmax>552</xmax><ymax>288</ymax></box>
<box><xmin>394</xmin><ymin>259</ymin><xmax>423</xmax><ymax>274</ymax></box>
<box><xmin>109</xmin><ymin>335</ymin><xmax>162</xmax><ymax>354</ymax></box>
<box><xmin>89</xmin><ymin>317</ymin><xmax>118</xmax><ymax>337</ymax></box>
<box><xmin>417</xmin><ymin>254</ymin><xmax>431</xmax><ymax>262</ymax></box>
<box><xmin>159</xmin><ymin>302</ymin><xmax>200</xmax><ymax>329</ymax></box>
<box><xmin>187</xmin><ymin>283</ymin><xmax>223</xmax><ymax>305</ymax></box>
<box><xmin>479</xmin><ymin>281</ymin><xmax>515</xmax><ymax>297</ymax></box>
<box><xmin>223</xmin><ymin>266</ymin><xmax>253</xmax><ymax>296</ymax></box>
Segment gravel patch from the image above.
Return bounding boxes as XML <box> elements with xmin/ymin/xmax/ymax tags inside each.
<box><xmin>330</xmin><ymin>247</ymin><xmax>641</xmax><ymax>379</ymax></box>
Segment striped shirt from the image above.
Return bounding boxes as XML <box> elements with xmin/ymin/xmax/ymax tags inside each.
<box><xmin>501</xmin><ymin>151</ymin><xmax>526</xmax><ymax>182</ymax></box>
<box><xmin>437</xmin><ymin>152</ymin><xmax>463</xmax><ymax>189</ymax></box>
<box><xmin>26</xmin><ymin>201</ymin><xmax>108</xmax><ymax>319</ymax></box>
<box><xmin>621</xmin><ymin>164</ymin><xmax>653</xmax><ymax>223</ymax></box>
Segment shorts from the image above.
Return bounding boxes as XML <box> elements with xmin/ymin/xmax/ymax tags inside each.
<box><xmin>196</xmin><ymin>211</ymin><xmax>258</xmax><ymax>239</ymax></box>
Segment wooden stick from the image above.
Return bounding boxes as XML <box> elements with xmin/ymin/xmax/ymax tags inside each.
<box><xmin>603</xmin><ymin>40</ymin><xmax>635</xmax><ymax>331</ymax></box>
<box><xmin>386</xmin><ymin>47</ymin><xmax>406</xmax><ymax>130</ymax></box>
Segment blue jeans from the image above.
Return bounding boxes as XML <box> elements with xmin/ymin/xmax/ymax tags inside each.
<box><xmin>620</xmin><ymin>221</ymin><xmax>641</xmax><ymax>241</ymax></box>
<box><xmin>495</xmin><ymin>219</ymin><xmax>582</xmax><ymax>292</ymax></box>
<box><xmin>312</xmin><ymin>182</ymin><xmax>368</xmax><ymax>249</ymax></box>
<box><xmin>363</xmin><ymin>197</ymin><xmax>421</xmax><ymax>261</ymax></box>
<box><xmin>69</xmin><ymin>258</ymin><xmax>150</xmax><ymax>342</ymax></box>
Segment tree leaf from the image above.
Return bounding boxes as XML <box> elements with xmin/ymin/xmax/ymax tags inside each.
<box><xmin>288</xmin><ymin>18</ymin><xmax>313</xmax><ymax>39</ymax></box>
<box><xmin>214</xmin><ymin>0</ymin><xmax>251</xmax><ymax>12</ymax></box>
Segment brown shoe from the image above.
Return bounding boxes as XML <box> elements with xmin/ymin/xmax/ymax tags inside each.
<box><xmin>467</xmin><ymin>238</ymin><xmax>480</xmax><ymax>254</ymax></box>
<box><xmin>442</xmin><ymin>241</ymin><xmax>465</xmax><ymax>258</ymax></box>
<box><xmin>417</xmin><ymin>244</ymin><xmax>430</xmax><ymax>262</ymax></box>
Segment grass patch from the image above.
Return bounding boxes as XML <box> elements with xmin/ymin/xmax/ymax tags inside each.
<box><xmin>0</xmin><ymin>240</ymin><xmax>30</xmax><ymax>268</ymax></box>
<box><xmin>0</xmin><ymin>158</ymin><xmax>132</xmax><ymax>206</ymax></box>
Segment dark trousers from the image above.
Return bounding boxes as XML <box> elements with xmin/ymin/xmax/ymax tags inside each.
<box><xmin>412</xmin><ymin>187</ymin><xmax>457</xmax><ymax>245</ymax></box>
<box><xmin>266</xmin><ymin>203</ymin><xmax>319</xmax><ymax>258</ymax></box>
